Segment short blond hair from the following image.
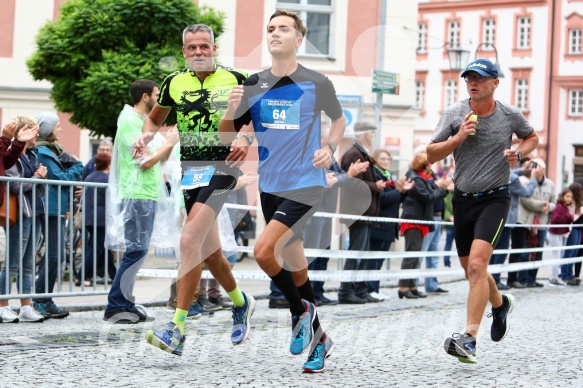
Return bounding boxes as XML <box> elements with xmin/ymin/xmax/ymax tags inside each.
<box><xmin>16</xmin><ymin>115</ymin><xmax>36</xmax><ymax>128</ymax></box>
<box><xmin>15</xmin><ymin>116</ymin><xmax>37</xmax><ymax>137</ymax></box>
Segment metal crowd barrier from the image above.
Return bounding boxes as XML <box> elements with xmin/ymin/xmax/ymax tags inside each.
<box><xmin>0</xmin><ymin>176</ymin><xmax>112</xmax><ymax>301</ymax></box>
<box><xmin>139</xmin><ymin>203</ymin><xmax>583</xmax><ymax>281</ymax></box>
<box><xmin>1</xmin><ymin>175</ymin><xmax>582</xmax><ymax>301</ymax></box>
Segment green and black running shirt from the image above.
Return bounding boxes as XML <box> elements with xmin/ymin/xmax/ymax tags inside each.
<box><xmin>158</xmin><ymin>64</ymin><xmax>247</xmax><ymax>161</ymax></box>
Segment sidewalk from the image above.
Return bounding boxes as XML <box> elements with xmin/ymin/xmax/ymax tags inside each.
<box><xmin>2</xmin><ymin>278</ymin><xmax>582</xmax><ymax>386</ymax></box>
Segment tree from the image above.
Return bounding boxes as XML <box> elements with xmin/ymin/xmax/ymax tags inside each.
<box><xmin>27</xmin><ymin>0</ymin><xmax>224</xmax><ymax>138</ymax></box>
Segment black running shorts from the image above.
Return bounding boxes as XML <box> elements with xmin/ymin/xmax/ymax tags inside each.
<box><xmin>452</xmin><ymin>188</ymin><xmax>510</xmax><ymax>257</ymax></box>
<box><xmin>260</xmin><ymin>187</ymin><xmax>324</xmax><ymax>243</ymax></box>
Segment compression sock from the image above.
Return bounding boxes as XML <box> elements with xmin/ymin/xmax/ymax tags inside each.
<box><xmin>270</xmin><ymin>268</ymin><xmax>305</xmax><ymax>316</ymax></box>
<box><xmin>298</xmin><ymin>278</ymin><xmax>323</xmax><ymax>342</ymax></box>
<box><xmin>227</xmin><ymin>286</ymin><xmax>245</xmax><ymax>307</ymax></box>
<box><xmin>172</xmin><ymin>308</ymin><xmax>188</xmax><ymax>334</ymax></box>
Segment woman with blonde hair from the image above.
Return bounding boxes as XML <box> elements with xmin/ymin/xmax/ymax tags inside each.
<box><xmin>0</xmin><ymin>116</ymin><xmax>45</xmax><ymax>323</ymax></box>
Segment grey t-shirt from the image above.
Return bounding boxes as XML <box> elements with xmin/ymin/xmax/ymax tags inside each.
<box><xmin>431</xmin><ymin>99</ymin><xmax>534</xmax><ymax>193</ymax></box>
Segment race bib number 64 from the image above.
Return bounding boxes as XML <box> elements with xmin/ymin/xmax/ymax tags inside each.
<box><xmin>260</xmin><ymin>99</ymin><xmax>300</xmax><ymax>130</ymax></box>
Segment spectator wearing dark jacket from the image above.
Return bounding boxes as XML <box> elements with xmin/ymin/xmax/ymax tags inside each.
<box><xmin>77</xmin><ymin>152</ymin><xmax>115</xmax><ymax>285</ymax></box>
<box><xmin>337</xmin><ymin>121</ymin><xmax>383</xmax><ymax>304</ymax></box>
<box><xmin>421</xmin><ymin>168</ymin><xmax>449</xmax><ymax>294</ymax></box>
<box><xmin>398</xmin><ymin>151</ymin><xmax>449</xmax><ymax>299</ymax></box>
<box><xmin>365</xmin><ymin>149</ymin><xmax>412</xmax><ymax>300</ymax></box>
<box><xmin>81</xmin><ymin>139</ymin><xmax>112</xmax><ymax>180</ymax></box>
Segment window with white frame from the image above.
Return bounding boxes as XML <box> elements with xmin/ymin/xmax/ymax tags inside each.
<box><xmin>415</xmin><ymin>81</ymin><xmax>425</xmax><ymax>109</ymax></box>
<box><xmin>569</xmin><ymin>29</ymin><xmax>582</xmax><ymax>55</ymax></box>
<box><xmin>515</xmin><ymin>78</ymin><xmax>529</xmax><ymax>111</ymax></box>
<box><xmin>569</xmin><ymin>90</ymin><xmax>583</xmax><ymax>117</ymax></box>
<box><xmin>448</xmin><ymin>20</ymin><xmax>460</xmax><ymax>48</ymax></box>
<box><xmin>483</xmin><ymin>18</ymin><xmax>495</xmax><ymax>47</ymax></box>
<box><xmin>517</xmin><ymin>16</ymin><xmax>531</xmax><ymax>49</ymax></box>
<box><xmin>417</xmin><ymin>23</ymin><xmax>427</xmax><ymax>53</ymax></box>
<box><xmin>276</xmin><ymin>0</ymin><xmax>335</xmax><ymax>57</ymax></box>
<box><xmin>444</xmin><ymin>79</ymin><xmax>457</xmax><ymax>108</ymax></box>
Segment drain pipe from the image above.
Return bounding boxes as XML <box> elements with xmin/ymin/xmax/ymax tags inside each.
<box><xmin>545</xmin><ymin>0</ymin><xmax>556</xmax><ymax>169</ymax></box>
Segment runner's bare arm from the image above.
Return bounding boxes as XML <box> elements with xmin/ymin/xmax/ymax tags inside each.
<box><xmin>503</xmin><ymin>131</ymin><xmax>539</xmax><ymax>164</ymax></box>
<box><xmin>225</xmin><ymin>123</ymin><xmax>254</xmax><ymax>168</ymax></box>
<box><xmin>313</xmin><ymin>114</ymin><xmax>346</xmax><ymax>168</ymax></box>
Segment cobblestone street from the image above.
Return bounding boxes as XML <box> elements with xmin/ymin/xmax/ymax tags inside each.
<box><xmin>1</xmin><ymin>280</ymin><xmax>582</xmax><ymax>387</ymax></box>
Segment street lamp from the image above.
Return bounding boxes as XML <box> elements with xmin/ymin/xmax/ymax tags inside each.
<box><xmin>447</xmin><ymin>46</ymin><xmax>470</xmax><ymax>71</ymax></box>
<box><xmin>474</xmin><ymin>42</ymin><xmax>505</xmax><ymax>78</ymax></box>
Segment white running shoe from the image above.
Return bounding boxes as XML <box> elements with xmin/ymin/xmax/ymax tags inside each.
<box><xmin>369</xmin><ymin>292</ymin><xmax>385</xmax><ymax>301</ymax></box>
<box><xmin>19</xmin><ymin>306</ymin><xmax>44</xmax><ymax>322</ymax></box>
<box><xmin>0</xmin><ymin>307</ymin><xmax>19</xmax><ymax>323</ymax></box>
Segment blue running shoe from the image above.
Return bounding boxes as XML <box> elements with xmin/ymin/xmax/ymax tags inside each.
<box><xmin>186</xmin><ymin>302</ymin><xmax>202</xmax><ymax>320</ymax></box>
<box><xmin>145</xmin><ymin>322</ymin><xmax>186</xmax><ymax>356</ymax></box>
<box><xmin>303</xmin><ymin>333</ymin><xmax>335</xmax><ymax>373</ymax></box>
<box><xmin>290</xmin><ymin>300</ymin><xmax>315</xmax><ymax>355</ymax></box>
<box><xmin>231</xmin><ymin>293</ymin><xmax>256</xmax><ymax>345</ymax></box>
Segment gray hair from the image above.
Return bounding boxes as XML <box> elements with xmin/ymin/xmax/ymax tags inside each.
<box><xmin>182</xmin><ymin>24</ymin><xmax>214</xmax><ymax>45</ymax></box>
<box><xmin>99</xmin><ymin>138</ymin><xmax>113</xmax><ymax>147</ymax></box>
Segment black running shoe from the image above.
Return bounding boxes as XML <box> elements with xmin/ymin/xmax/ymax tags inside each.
<box><xmin>489</xmin><ymin>294</ymin><xmax>515</xmax><ymax>342</ymax></box>
<box><xmin>444</xmin><ymin>333</ymin><xmax>477</xmax><ymax>364</ymax></box>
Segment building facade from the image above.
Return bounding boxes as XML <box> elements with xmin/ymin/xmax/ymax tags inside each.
<box><xmin>416</xmin><ymin>0</ymin><xmax>583</xmax><ymax>185</ymax></box>
<box><xmin>0</xmin><ymin>0</ymin><xmax>420</xmax><ymax>174</ymax></box>
<box><xmin>1</xmin><ymin>0</ymin><xmax>579</xmax><ymax>184</ymax></box>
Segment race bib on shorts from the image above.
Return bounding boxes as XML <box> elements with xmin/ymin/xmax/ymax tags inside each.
<box><xmin>181</xmin><ymin>165</ymin><xmax>216</xmax><ymax>190</ymax></box>
<box><xmin>260</xmin><ymin>99</ymin><xmax>300</xmax><ymax>130</ymax></box>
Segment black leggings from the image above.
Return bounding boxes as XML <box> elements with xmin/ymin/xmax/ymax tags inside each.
<box><xmin>576</xmin><ymin>248</ymin><xmax>582</xmax><ymax>278</ymax></box>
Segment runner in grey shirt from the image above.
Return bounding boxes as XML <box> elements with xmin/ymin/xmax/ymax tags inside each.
<box><xmin>432</xmin><ymin>99</ymin><xmax>534</xmax><ymax>193</ymax></box>
<box><xmin>427</xmin><ymin>58</ymin><xmax>539</xmax><ymax>364</ymax></box>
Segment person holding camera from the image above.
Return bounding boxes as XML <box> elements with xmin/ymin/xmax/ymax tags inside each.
<box><xmin>32</xmin><ymin>112</ymin><xmax>83</xmax><ymax>319</ymax></box>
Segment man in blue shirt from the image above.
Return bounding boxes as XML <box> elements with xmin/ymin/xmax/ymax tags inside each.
<box><xmin>220</xmin><ymin>10</ymin><xmax>345</xmax><ymax>373</ymax></box>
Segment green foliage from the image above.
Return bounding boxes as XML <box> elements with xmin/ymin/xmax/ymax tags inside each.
<box><xmin>27</xmin><ymin>0</ymin><xmax>224</xmax><ymax>138</ymax></box>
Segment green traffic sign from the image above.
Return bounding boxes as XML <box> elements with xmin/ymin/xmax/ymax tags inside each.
<box><xmin>372</xmin><ymin>69</ymin><xmax>400</xmax><ymax>94</ymax></box>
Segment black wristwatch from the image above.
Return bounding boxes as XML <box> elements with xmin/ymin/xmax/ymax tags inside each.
<box><xmin>240</xmin><ymin>133</ymin><xmax>253</xmax><ymax>145</ymax></box>
<box><xmin>516</xmin><ymin>150</ymin><xmax>522</xmax><ymax>163</ymax></box>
